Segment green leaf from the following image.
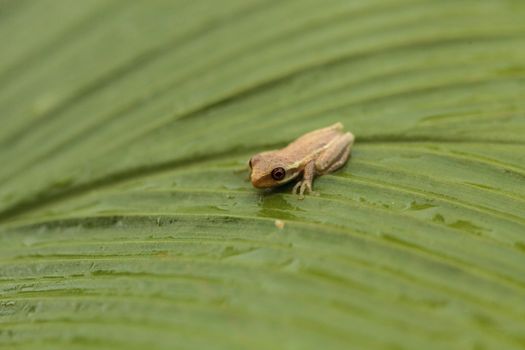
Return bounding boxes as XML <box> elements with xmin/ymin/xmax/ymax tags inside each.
<box><xmin>1</xmin><ymin>0</ymin><xmax>525</xmax><ymax>349</ymax></box>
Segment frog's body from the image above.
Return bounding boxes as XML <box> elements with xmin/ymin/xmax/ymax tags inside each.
<box><xmin>249</xmin><ymin>122</ymin><xmax>354</xmax><ymax>197</ymax></box>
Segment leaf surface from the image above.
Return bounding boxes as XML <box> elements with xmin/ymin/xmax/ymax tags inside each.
<box><xmin>1</xmin><ymin>1</ymin><xmax>525</xmax><ymax>349</ymax></box>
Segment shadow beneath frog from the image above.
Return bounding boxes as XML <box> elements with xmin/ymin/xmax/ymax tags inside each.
<box><xmin>254</xmin><ymin>182</ymin><xmax>304</xmax><ymax>220</ymax></box>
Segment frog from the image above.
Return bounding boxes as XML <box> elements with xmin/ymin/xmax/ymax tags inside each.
<box><xmin>249</xmin><ymin>122</ymin><xmax>354</xmax><ymax>197</ymax></box>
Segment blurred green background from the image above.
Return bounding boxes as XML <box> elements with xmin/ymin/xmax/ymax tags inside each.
<box><xmin>1</xmin><ymin>0</ymin><xmax>525</xmax><ymax>349</ymax></box>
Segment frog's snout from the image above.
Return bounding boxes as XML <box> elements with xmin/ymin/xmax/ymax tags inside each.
<box><xmin>250</xmin><ymin>171</ymin><xmax>273</xmax><ymax>188</ymax></box>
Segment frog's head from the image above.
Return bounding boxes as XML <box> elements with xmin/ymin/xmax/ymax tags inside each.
<box><xmin>248</xmin><ymin>151</ymin><xmax>302</xmax><ymax>188</ymax></box>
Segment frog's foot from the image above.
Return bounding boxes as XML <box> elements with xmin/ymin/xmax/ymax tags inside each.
<box><xmin>292</xmin><ymin>180</ymin><xmax>312</xmax><ymax>199</ymax></box>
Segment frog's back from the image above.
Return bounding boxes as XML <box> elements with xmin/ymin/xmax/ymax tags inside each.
<box><xmin>282</xmin><ymin>123</ymin><xmax>344</xmax><ymax>159</ymax></box>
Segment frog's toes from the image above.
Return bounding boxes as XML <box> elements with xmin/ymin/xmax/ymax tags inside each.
<box><xmin>293</xmin><ymin>180</ymin><xmax>313</xmax><ymax>198</ymax></box>
<box><xmin>292</xmin><ymin>181</ymin><xmax>302</xmax><ymax>195</ymax></box>
<box><xmin>300</xmin><ymin>182</ymin><xmax>312</xmax><ymax>196</ymax></box>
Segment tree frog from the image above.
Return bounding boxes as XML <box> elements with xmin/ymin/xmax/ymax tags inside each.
<box><xmin>249</xmin><ymin>122</ymin><xmax>354</xmax><ymax>197</ymax></box>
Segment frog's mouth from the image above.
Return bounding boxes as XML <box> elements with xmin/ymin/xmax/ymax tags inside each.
<box><xmin>250</xmin><ymin>173</ymin><xmax>275</xmax><ymax>188</ymax></box>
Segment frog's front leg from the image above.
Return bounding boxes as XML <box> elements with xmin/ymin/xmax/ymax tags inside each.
<box><xmin>292</xmin><ymin>161</ymin><xmax>315</xmax><ymax>198</ymax></box>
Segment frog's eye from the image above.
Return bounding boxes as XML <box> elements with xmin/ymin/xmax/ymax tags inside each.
<box><xmin>271</xmin><ymin>167</ymin><xmax>286</xmax><ymax>181</ymax></box>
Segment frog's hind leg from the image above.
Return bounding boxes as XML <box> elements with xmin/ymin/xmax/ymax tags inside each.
<box><xmin>315</xmin><ymin>132</ymin><xmax>354</xmax><ymax>175</ymax></box>
<box><xmin>322</xmin><ymin>146</ymin><xmax>350</xmax><ymax>174</ymax></box>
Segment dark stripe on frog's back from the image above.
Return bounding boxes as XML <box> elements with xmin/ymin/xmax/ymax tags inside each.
<box><xmin>279</xmin><ymin>124</ymin><xmax>344</xmax><ymax>165</ymax></box>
